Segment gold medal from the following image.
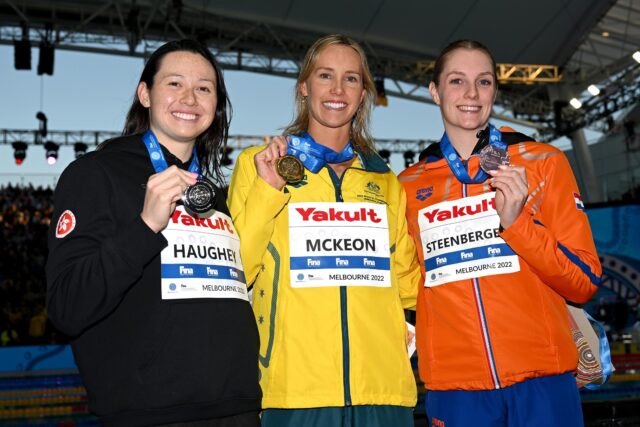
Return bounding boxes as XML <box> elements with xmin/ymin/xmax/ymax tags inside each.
<box><xmin>276</xmin><ymin>155</ymin><xmax>305</xmax><ymax>184</ymax></box>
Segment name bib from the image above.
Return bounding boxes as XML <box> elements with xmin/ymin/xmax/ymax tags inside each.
<box><xmin>418</xmin><ymin>192</ymin><xmax>520</xmax><ymax>287</ymax></box>
<box><xmin>160</xmin><ymin>207</ymin><xmax>248</xmax><ymax>301</ymax></box>
<box><xmin>288</xmin><ymin>202</ymin><xmax>391</xmax><ymax>288</ymax></box>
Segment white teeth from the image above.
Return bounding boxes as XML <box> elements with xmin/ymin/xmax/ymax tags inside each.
<box><xmin>459</xmin><ymin>106</ymin><xmax>481</xmax><ymax>111</ymax></box>
<box><xmin>323</xmin><ymin>102</ymin><xmax>347</xmax><ymax>109</ymax></box>
<box><xmin>173</xmin><ymin>112</ymin><xmax>197</xmax><ymax>120</ymax></box>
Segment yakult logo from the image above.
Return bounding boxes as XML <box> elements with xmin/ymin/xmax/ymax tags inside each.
<box><xmin>423</xmin><ymin>197</ymin><xmax>496</xmax><ymax>224</ymax></box>
<box><xmin>171</xmin><ymin>210</ymin><xmax>234</xmax><ymax>234</ymax></box>
<box><xmin>295</xmin><ymin>207</ymin><xmax>382</xmax><ymax>223</ymax></box>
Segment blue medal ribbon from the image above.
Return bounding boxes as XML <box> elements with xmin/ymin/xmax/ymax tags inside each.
<box><xmin>142</xmin><ymin>129</ymin><xmax>201</xmax><ymax>177</ymax></box>
<box><xmin>286</xmin><ymin>132</ymin><xmax>355</xmax><ymax>173</ymax></box>
<box><xmin>440</xmin><ymin>123</ymin><xmax>507</xmax><ymax>184</ymax></box>
<box><xmin>583</xmin><ymin>310</ymin><xmax>614</xmax><ymax>390</ymax></box>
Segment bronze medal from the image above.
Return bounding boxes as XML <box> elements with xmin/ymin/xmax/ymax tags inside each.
<box><xmin>479</xmin><ymin>145</ymin><xmax>510</xmax><ymax>172</ymax></box>
<box><xmin>277</xmin><ymin>155</ymin><xmax>305</xmax><ymax>184</ymax></box>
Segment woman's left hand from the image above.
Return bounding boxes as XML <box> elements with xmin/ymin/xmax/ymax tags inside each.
<box><xmin>488</xmin><ymin>165</ymin><xmax>528</xmax><ymax>230</ymax></box>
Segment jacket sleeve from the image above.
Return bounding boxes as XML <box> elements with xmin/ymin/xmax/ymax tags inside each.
<box><xmin>46</xmin><ymin>157</ymin><xmax>167</xmax><ymax>336</ymax></box>
<box><xmin>393</xmin><ymin>183</ymin><xmax>422</xmax><ymax>310</ymax></box>
<box><xmin>227</xmin><ymin>148</ymin><xmax>290</xmax><ymax>286</ymax></box>
<box><xmin>500</xmin><ymin>150</ymin><xmax>601</xmax><ymax>304</ymax></box>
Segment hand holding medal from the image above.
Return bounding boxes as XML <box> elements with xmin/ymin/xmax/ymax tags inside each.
<box><xmin>254</xmin><ymin>136</ymin><xmax>289</xmax><ymax>190</ymax></box>
<box><xmin>141</xmin><ymin>166</ymin><xmax>199</xmax><ymax>233</ymax></box>
<box><xmin>487</xmin><ymin>164</ymin><xmax>529</xmax><ymax>230</ymax></box>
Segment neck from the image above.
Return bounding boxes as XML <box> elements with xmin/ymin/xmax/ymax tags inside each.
<box><xmin>307</xmin><ymin>122</ymin><xmax>351</xmax><ymax>153</ymax></box>
<box><xmin>444</xmin><ymin>126</ymin><xmax>482</xmax><ymax>160</ymax></box>
<box><xmin>150</xmin><ymin>127</ymin><xmax>195</xmax><ymax>163</ymax></box>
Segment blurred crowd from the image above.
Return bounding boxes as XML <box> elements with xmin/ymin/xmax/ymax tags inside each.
<box><xmin>0</xmin><ymin>184</ymin><xmax>64</xmax><ymax>346</ymax></box>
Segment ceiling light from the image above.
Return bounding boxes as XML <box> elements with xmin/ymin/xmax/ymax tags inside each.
<box><xmin>569</xmin><ymin>98</ymin><xmax>582</xmax><ymax>109</ymax></box>
<box><xmin>44</xmin><ymin>141</ymin><xmax>59</xmax><ymax>165</ymax></box>
<box><xmin>587</xmin><ymin>85</ymin><xmax>600</xmax><ymax>96</ymax></box>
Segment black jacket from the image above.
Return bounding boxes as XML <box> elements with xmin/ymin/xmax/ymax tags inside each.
<box><xmin>46</xmin><ymin>134</ymin><xmax>261</xmax><ymax>426</ymax></box>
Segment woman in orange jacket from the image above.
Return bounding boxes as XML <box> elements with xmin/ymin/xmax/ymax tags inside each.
<box><xmin>400</xmin><ymin>40</ymin><xmax>601</xmax><ymax>427</ymax></box>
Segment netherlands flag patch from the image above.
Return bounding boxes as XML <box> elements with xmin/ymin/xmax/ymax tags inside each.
<box><xmin>574</xmin><ymin>192</ymin><xmax>585</xmax><ymax>212</ymax></box>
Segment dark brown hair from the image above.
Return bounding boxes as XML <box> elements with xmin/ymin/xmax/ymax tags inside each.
<box><xmin>432</xmin><ymin>40</ymin><xmax>497</xmax><ymax>87</ymax></box>
<box><xmin>102</xmin><ymin>39</ymin><xmax>231</xmax><ymax>184</ymax></box>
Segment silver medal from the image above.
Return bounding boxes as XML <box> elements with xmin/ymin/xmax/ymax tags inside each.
<box><xmin>182</xmin><ymin>177</ymin><xmax>216</xmax><ymax>217</ymax></box>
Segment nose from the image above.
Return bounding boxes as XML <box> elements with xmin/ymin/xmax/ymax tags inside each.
<box><xmin>180</xmin><ymin>88</ymin><xmax>197</xmax><ymax>105</ymax></box>
<box><xmin>465</xmin><ymin>83</ymin><xmax>479</xmax><ymax>99</ymax></box>
<box><xmin>331</xmin><ymin>79</ymin><xmax>344</xmax><ymax>95</ymax></box>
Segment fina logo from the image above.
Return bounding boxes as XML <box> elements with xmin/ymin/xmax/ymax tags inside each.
<box><xmin>430</xmin><ymin>273</ymin><xmax>436</xmax><ymax>281</ymax></box>
<box><xmin>448</xmin><ymin>153</ymin><xmax>457</xmax><ymax>161</ymax></box>
<box><xmin>297</xmin><ymin>273</ymin><xmax>304</xmax><ymax>281</ymax></box>
<box><xmin>151</xmin><ymin>152</ymin><xmax>161</xmax><ymax>160</ymax></box>
<box><xmin>300</xmin><ymin>153</ymin><xmax>307</xmax><ymax>161</ymax></box>
<box><xmin>292</xmin><ymin>137</ymin><xmax>300</xmax><ymax>146</ymax></box>
<box><xmin>169</xmin><ymin>283</ymin><xmax>177</xmax><ymax>291</ymax></box>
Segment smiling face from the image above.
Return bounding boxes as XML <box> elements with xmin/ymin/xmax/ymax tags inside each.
<box><xmin>137</xmin><ymin>51</ymin><xmax>217</xmax><ymax>157</ymax></box>
<box><xmin>430</xmin><ymin>48</ymin><xmax>497</xmax><ymax>139</ymax></box>
<box><xmin>300</xmin><ymin>44</ymin><xmax>366</xmax><ymax>135</ymax></box>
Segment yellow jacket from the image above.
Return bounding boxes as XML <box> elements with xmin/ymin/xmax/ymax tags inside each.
<box><xmin>228</xmin><ymin>145</ymin><xmax>421</xmax><ymax>409</ymax></box>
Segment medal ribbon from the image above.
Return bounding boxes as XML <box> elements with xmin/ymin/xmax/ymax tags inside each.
<box><xmin>142</xmin><ymin>130</ymin><xmax>201</xmax><ymax>177</ymax></box>
<box><xmin>440</xmin><ymin>123</ymin><xmax>507</xmax><ymax>184</ymax></box>
<box><xmin>286</xmin><ymin>132</ymin><xmax>355</xmax><ymax>173</ymax></box>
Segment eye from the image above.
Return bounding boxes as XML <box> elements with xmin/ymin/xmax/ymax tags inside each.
<box><xmin>449</xmin><ymin>78</ymin><xmax>463</xmax><ymax>85</ymax></box>
<box><xmin>168</xmin><ymin>81</ymin><xmax>180</xmax><ymax>87</ymax></box>
<box><xmin>198</xmin><ymin>86</ymin><xmax>212</xmax><ymax>93</ymax></box>
<box><xmin>346</xmin><ymin>75</ymin><xmax>360</xmax><ymax>83</ymax></box>
<box><xmin>319</xmin><ymin>72</ymin><xmax>331</xmax><ymax>79</ymax></box>
<box><xmin>478</xmin><ymin>79</ymin><xmax>493</xmax><ymax>87</ymax></box>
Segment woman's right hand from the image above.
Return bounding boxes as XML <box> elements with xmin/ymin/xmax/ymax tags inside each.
<box><xmin>140</xmin><ymin>166</ymin><xmax>198</xmax><ymax>233</ymax></box>
<box><xmin>254</xmin><ymin>136</ymin><xmax>288</xmax><ymax>190</ymax></box>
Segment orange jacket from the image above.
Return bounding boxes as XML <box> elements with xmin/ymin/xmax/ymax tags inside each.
<box><xmin>399</xmin><ymin>127</ymin><xmax>601</xmax><ymax>391</ymax></box>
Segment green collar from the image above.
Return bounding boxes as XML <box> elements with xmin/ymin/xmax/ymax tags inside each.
<box><xmin>355</xmin><ymin>149</ymin><xmax>390</xmax><ymax>173</ymax></box>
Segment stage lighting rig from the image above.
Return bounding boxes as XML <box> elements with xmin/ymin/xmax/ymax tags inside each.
<box><xmin>12</xmin><ymin>142</ymin><xmax>27</xmax><ymax>165</ymax></box>
<box><xmin>44</xmin><ymin>141</ymin><xmax>59</xmax><ymax>165</ymax></box>
<box><xmin>403</xmin><ymin>150</ymin><xmax>416</xmax><ymax>168</ymax></box>
<box><xmin>379</xmin><ymin>149</ymin><xmax>391</xmax><ymax>163</ymax></box>
<box><xmin>74</xmin><ymin>143</ymin><xmax>88</xmax><ymax>159</ymax></box>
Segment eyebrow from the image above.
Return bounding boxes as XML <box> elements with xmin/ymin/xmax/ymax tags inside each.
<box><xmin>163</xmin><ymin>73</ymin><xmax>215</xmax><ymax>83</ymax></box>
<box><xmin>316</xmin><ymin>66</ymin><xmax>361</xmax><ymax>75</ymax></box>
<box><xmin>446</xmin><ymin>70</ymin><xmax>494</xmax><ymax>78</ymax></box>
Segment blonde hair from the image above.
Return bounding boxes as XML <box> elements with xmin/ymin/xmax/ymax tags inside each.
<box><xmin>284</xmin><ymin>34</ymin><xmax>376</xmax><ymax>153</ymax></box>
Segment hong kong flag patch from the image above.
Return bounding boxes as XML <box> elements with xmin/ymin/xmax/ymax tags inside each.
<box><xmin>574</xmin><ymin>192</ymin><xmax>585</xmax><ymax>212</ymax></box>
<box><xmin>55</xmin><ymin>210</ymin><xmax>77</xmax><ymax>238</ymax></box>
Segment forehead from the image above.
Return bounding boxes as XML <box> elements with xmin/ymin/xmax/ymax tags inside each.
<box><xmin>442</xmin><ymin>48</ymin><xmax>494</xmax><ymax>73</ymax></box>
<box><xmin>314</xmin><ymin>44</ymin><xmax>362</xmax><ymax>71</ymax></box>
<box><xmin>157</xmin><ymin>51</ymin><xmax>216</xmax><ymax>79</ymax></box>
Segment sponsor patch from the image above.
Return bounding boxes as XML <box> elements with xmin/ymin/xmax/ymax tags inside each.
<box><xmin>416</xmin><ymin>186</ymin><xmax>433</xmax><ymax>201</ymax></box>
<box><xmin>55</xmin><ymin>210</ymin><xmax>76</xmax><ymax>238</ymax></box>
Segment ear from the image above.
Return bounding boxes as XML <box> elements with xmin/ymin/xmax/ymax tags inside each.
<box><xmin>359</xmin><ymin>87</ymin><xmax>365</xmax><ymax>105</ymax></box>
<box><xmin>299</xmin><ymin>81</ymin><xmax>309</xmax><ymax>98</ymax></box>
<box><xmin>137</xmin><ymin>82</ymin><xmax>151</xmax><ymax>108</ymax></box>
<box><xmin>429</xmin><ymin>81</ymin><xmax>440</xmax><ymax>106</ymax></box>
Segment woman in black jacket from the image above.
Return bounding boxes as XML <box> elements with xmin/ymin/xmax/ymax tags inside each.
<box><xmin>46</xmin><ymin>39</ymin><xmax>260</xmax><ymax>427</ymax></box>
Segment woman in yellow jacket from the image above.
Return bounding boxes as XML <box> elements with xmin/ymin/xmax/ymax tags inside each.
<box><xmin>228</xmin><ymin>34</ymin><xmax>422</xmax><ymax>427</ymax></box>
